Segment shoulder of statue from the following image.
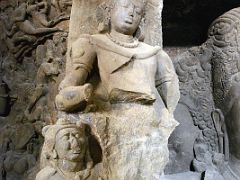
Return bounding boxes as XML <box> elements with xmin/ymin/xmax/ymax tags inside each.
<box><xmin>133</xmin><ymin>42</ymin><xmax>162</xmax><ymax>59</ymax></box>
<box><xmin>156</xmin><ymin>48</ymin><xmax>171</xmax><ymax>59</ymax></box>
<box><xmin>91</xmin><ymin>33</ymin><xmax>111</xmax><ymax>46</ymax></box>
<box><xmin>91</xmin><ymin>33</ymin><xmax>107</xmax><ymax>40</ymax></box>
<box><xmin>139</xmin><ymin>42</ymin><xmax>161</xmax><ymax>51</ymax></box>
<box><xmin>35</xmin><ymin>166</ymin><xmax>58</xmax><ymax>180</ymax></box>
<box><xmin>74</xmin><ymin>34</ymin><xmax>107</xmax><ymax>44</ymax></box>
<box><xmin>71</xmin><ymin>34</ymin><xmax>97</xmax><ymax>55</ymax></box>
<box><xmin>138</xmin><ymin>42</ymin><xmax>161</xmax><ymax>53</ymax></box>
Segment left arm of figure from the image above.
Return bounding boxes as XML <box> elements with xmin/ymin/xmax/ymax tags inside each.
<box><xmin>156</xmin><ymin>50</ymin><xmax>180</xmax><ymax>114</ymax></box>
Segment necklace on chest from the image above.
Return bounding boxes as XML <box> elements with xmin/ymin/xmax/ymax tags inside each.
<box><xmin>106</xmin><ymin>33</ymin><xmax>139</xmax><ymax>48</ymax></box>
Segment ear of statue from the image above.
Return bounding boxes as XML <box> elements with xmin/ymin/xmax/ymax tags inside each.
<box><xmin>52</xmin><ymin>149</ymin><xmax>58</xmax><ymax>159</ymax></box>
<box><xmin>134</xmin><ymin>27</ymin><xmax>144</xmax><ymax>42</ymax></box>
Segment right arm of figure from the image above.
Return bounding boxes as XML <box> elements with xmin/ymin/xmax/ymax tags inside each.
<box><xmin>156</xmin><ymin>50</ymin><xmax>180</xmax><ymax>114</ymax></box>
<box><xmin>59</xmin><ymin>36</ymin><xmax>96</xmax><ymax>90</ymax></box>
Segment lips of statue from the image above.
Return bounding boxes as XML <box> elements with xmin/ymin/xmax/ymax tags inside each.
<box><xmin>55</xmin><ymin>128</ymin><xmax>86</xmax><ymax>162</ymax></box>
<box><xmin>110</xmin><ymin>0</ymin><xmax>144</xmax><ymax>35</ymax></box>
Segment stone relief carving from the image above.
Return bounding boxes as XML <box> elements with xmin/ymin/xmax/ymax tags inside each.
<box><xmin>0</xmin><ymin>122</ymin><xmax>39</xmax><ymax>180</ymax></box>
<box><xmin>24</xmin><ymin>34</ymin><xmax>67</xmax><ymax>124</ymax></box>
<box><xmin>1</xmin><ymin>2</ymin><xmax>61</xmax><ymax>62</ymax></box>
<box><xmin>209</xmin><ymin>7</ymin><xmax>240</xmax><ymax>179</ymax></box>
<box><xmin>165</xmin><ymin>6</ymin><xmax>240</xmax><ymax>180</ymax></box>
<box><xmin>38</xmin><ymin>0</ymin><xmax>181</xmax><ymax>179</ymax></box>
<box><xmin>165</xmin><ymin>45</ymin><xmax>217</xmax><ymax>176</ymax></box>
<box><xmin>0</xmin><ymin>0</ymin><xmax>70</xmax><ymax>179</ymax></box>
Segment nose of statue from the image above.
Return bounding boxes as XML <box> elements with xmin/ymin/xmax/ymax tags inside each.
<box><xmin>127</xmin><ymin>6</ymin><xmax>134</xmax><ymax>17</ymax></box>
<box><xmin>69</xmin><ymin>135</ymin><xmax>79</xmax><ymax>149</ymax></box>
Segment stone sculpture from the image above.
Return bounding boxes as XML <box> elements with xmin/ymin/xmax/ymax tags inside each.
<box><xmin>0</xmin><ymin>0</ymin><xmax>70</xmax><ymax>179</ymax></box>
<box><xmin>0</xmin><ymin>122</ymin><xmax>38</xmax><ymax>180</ymax></box>
<box><xmin>36</xmin><ymin>119</ymin><xmax>93</xmax><ymax>180</ymax></box>
<box><xmin>24</xmin><ymin>39</ymin><xmax>62</xmax><ymax>123</ymax></box>
<box><xmin>1</xmin><ymin>0</ymin><xmax>68</xmax><ymax>62</ymax></box>
<box><xmin>209</xmin><ymin>7</ymin><xmax>240</xmax><ymax>179</ymax></box>
<box><xmin>54</xmin><ymin>0</ymin><xmax>180</xmax><ymax>179</ymax></box>
<box><xmin>27</xmin><ymin>0</ymin><xmax>69</xmax><ymax>27</ymax></box>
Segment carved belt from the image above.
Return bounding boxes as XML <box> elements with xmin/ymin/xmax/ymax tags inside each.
<box><xmin>109</xmin><ymin>89</ymin><xmax>156</xmax><ymax>105</ymax></box>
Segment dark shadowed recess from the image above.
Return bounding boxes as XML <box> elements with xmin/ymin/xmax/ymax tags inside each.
<box><xmin>162</xmin><ymin>0</ymin><xmax>240</xmax><ymax>46</ymax></box>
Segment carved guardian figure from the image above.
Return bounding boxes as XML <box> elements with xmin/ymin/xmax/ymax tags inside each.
<box><xmin>50</xmin><ymin>0</ymin><xmax>179</xmax><ymax>179</ymax></box>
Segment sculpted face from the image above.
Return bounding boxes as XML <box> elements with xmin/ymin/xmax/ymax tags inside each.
<box><xmin>55</xmin><ymin>127</ymin><xmax>86</xmax><ymax>162</ymax></box>
<box><xmin>110</xmin><ymin>0</ymin><xmax>144</xmax><ymax>35</ymax></box>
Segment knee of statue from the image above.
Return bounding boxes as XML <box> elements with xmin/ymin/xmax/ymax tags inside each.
<box><xmin>55</xmin><ymin>83</ymin><xmax>93</xmax><ymax>112</ymax></box>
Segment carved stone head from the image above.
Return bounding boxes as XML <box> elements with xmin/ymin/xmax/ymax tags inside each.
<box><xmin>97</xmin><ymin>0</ymin><xmax>146</xmax><ymax>36</ymax></box>
<box><xmin>41</xmin><ymin>119</ymin><xmax>89</xmax><ymax>168</ymax></box>
<box><xmin>110</xmin><ymin>0</ymin><xmax>145</xmax><ymax>35</ymax></box>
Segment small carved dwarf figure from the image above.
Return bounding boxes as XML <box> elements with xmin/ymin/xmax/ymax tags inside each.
<box><xmin>36</xmin><ymin>119</ymin><xmax>93</xmax><ymax>180</ymax></box>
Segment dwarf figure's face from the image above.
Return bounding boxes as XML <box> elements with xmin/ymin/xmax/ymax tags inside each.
<box><xmin>55</xmin><ymin>127</ymin><xmax>87</xmax><ymax>162</ymax></box>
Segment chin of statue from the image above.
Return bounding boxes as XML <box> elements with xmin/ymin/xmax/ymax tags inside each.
<box><xmin>116</xmin><ymin>23</ymin><xmax>137</xmax><ymax>34</ymax></box>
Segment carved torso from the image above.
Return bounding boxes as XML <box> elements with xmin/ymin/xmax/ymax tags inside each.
<box><xmin>71</xmin><ymin>34</ymin><xmax>167</xmax><ymax>103</ymax></box>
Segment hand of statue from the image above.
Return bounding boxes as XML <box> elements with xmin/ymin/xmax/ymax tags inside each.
<box><xmin>55</xmin><ymin>83</ymin><xmax>93</xmax><ymax>112</ymax></box>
